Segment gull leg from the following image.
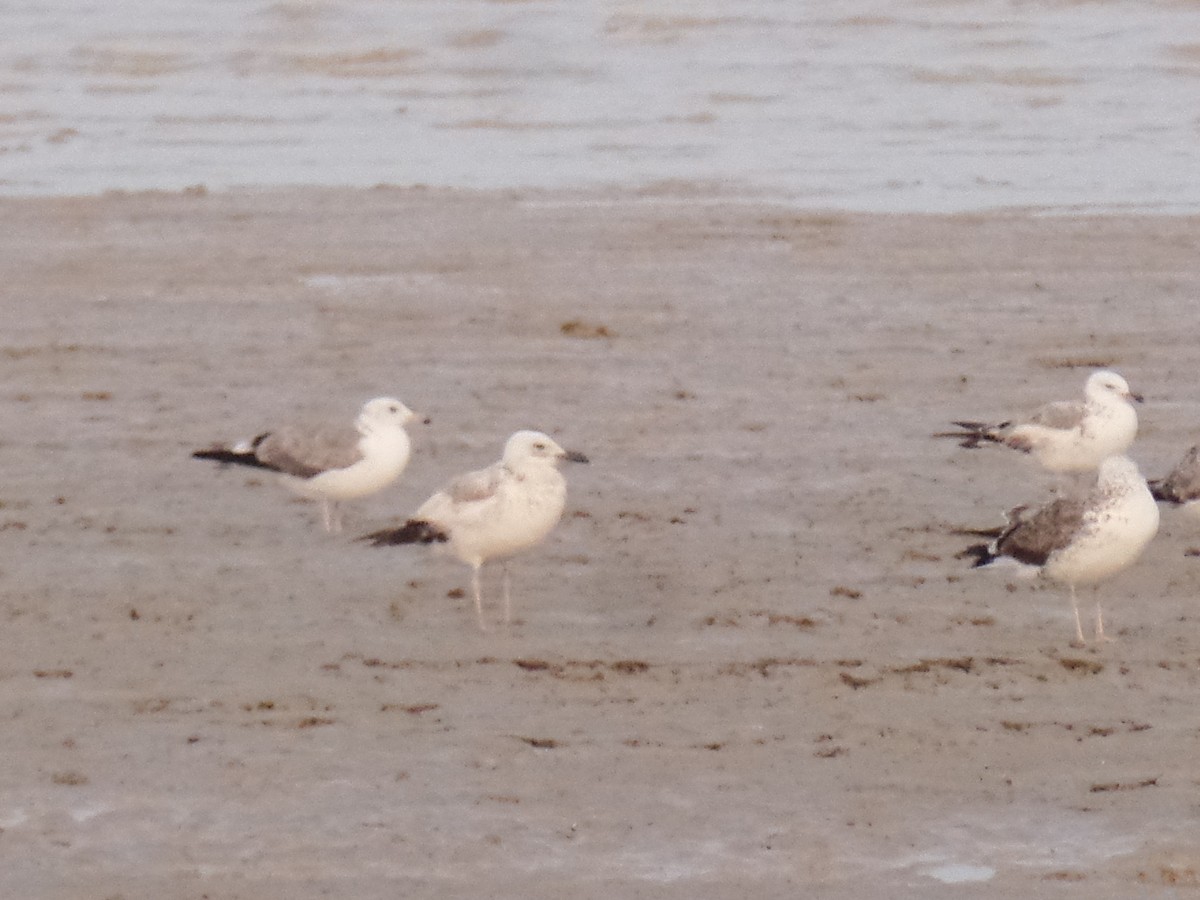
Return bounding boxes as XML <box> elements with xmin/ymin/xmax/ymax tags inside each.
<box><xmin>1094</xmin><ymin>601</ymin><xmax>1115</xmax><ymax>643</ymax></box>
<box><xmin>471</xmin><ymin>565</ymin><xmax>488</xmax><ymax>632</ymax></box>
<box><xmin>320</xmin><ymin>500</ymin><xmax>341</xmax><ymax>534</ymax></box>
<box><xmin>1069</xmin><ymin>584</ymin><xmax>1087</xmax><ymax>648</ymax></box>
<box><xmin>502</xmin><ymin>562</ymin><xmax>512</xmax><ymax>626</ymax></box>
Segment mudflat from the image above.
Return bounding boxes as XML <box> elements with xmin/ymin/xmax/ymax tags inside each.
<box><xmin>3</xmin><ymin>187</ymin><xmax>1200</xmax><ymax>897</ymax></box>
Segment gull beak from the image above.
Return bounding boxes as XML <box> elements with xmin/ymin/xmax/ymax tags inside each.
<box><xmin>420</xmin><ymin>414</ymin><xmax>432</xmax><ymax>425</ymax></box>
<box><xmin>562</xmin><ymin>449</ymin><xmax>590</xmax><ymax>464</ymax></box>
<box><xmin>1129</xmin><ymin>391</ymin><xmax>1144</xmax><ymax>404</ymax></box>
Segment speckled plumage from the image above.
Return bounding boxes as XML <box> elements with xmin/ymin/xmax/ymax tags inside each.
<box><xmin>1149</xmin><ymin>444</ymin><xmax>1200</xmax><ymax>516</ymax></box>
<box><xmin>963</xmin><ymin>455</ymin><xmax>1159</xmax><ymax>645</ymax></box>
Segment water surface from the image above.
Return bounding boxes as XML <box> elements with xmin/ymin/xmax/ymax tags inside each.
<box><xmin>4</xmin><ymin>4</ymin><xmax>1200</xmax><ymax>207</ymax></box>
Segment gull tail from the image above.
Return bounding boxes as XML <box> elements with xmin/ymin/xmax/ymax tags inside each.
<box><xmin>360</xmin><ymin>519</ymin><xmax>449</xmax><ymax>547</ymax></box>
<box><xmin>957</xmin><ymin>542</ymin><xmax>998</xmax><ymax>568</ymax></box>
<box><xmin>931</xmin><ymin>420</ymin><xmax>1009</xmax><ymax>449</ymax></box>
<box><xmin>1147</xmin><ymin>479</ymin><xmax>1181</xmax><ymax>504</ymax></box>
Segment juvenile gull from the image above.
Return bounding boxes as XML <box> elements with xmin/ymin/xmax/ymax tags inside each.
<box><xmin>1148</xmin><ymin>444</ymin><xmax>1200</xmax><ymax>518</ymax></box>
<box><xmin>961</xmin><ymin>455</ymin><xmax>1159</xmax><ymax>646</ymax></box>
<box><xmin>936</xmin><ymin>370</ymin><xmax>1142</xmax><ymax>473</ymax></box>
<box><xmin>193</xmin><ymin>397</ymin><xmax>422</xmax><ymax>533</ymax></box>
<box><xmin>361</xmin><ymin>430</ymin><xmax>588</xmax><ymax>629</ymax></box>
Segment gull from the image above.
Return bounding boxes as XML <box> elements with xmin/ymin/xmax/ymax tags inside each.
<box><xmin>1148</xmin><ymin>444</ymin><xmax>1200</xmax><ymax>518</ymax></box>
<box><xmin>193</xmin><ymin>396</ymin><xmax>422</xmax><ymax>533</ymax></box>
<box><xmin>960</xmin><ymin>455</ymin><xmax>1159</xmax><ymax>646</ymax></box>
<box><xmin>361</xmin><ymin>430</ymin><xmax>588</xmax><ymax>629</ymax></box>
<box><xmin>935</xmin><ymin>370</ymin><xmax>1143</xmax><ymax>473</ymax></box>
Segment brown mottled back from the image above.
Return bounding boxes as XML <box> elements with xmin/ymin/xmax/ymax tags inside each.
<box><xmin>1150</xmin><ymin>444</ymin><xmax>1200</xmax><ymax>504</ymax></box>
<box><xmin>995</xmin><ymin>495</ymin><xmax>1089</xmax><ymax>566</ymax></box>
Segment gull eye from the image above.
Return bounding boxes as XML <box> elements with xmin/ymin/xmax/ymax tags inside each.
<box><xmin>534</xmin><ymin>442</ymin><xmax>546</xmax><ymax>450</ymax></box>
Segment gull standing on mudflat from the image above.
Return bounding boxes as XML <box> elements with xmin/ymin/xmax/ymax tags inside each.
<box><xmin>1148</xmin><ymin>444</ymin><xmax>1200</xmax><ymax>519</ymax></box>
<box><xmin>960</xmin><ymin>455</ymin><xmax>1159</xmax><ymax>646</ymax></box>
<box><xmin>361</xmin><ymin>430</ymin><xmax>588</xmax><ymax>629</ymax></box>
<box><xmin>936</xmin><ymin>369</ymin><xmax>1142</xmax><ymax>473</ymax></box>
<box><xmin>193</xmin><ymin>396</ymin><xmax>423</xmax><ymax>533</ymax></box>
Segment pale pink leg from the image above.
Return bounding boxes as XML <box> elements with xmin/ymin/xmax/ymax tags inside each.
<box><xmin>1094</xmin><ymin>602</ymin><xmax>1115</xmax><ymax>643</ymax></box>
<box><xmin>320</xmin><ymin>500</ymin><xmax>342</xmax><ymax>534</ymax></box>
<box><xmin>502</xmin><ymin>563</ymin><xmax>512</xmax><ymax>626</ymax></box>
<box><xmin>1069</xmin><ymin>585</ymin><xmax>1087</xmax><ymax>647</ymax></box>
<box><xmin>471</xmin><ymin>565</ymin><xmax>487</xmax><ymax>632</ymax></box>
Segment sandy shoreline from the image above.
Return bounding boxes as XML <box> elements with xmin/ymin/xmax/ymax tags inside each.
<box><xmin>3</xmin><ymin>186</ymin><xmax>1200</xmax><ymax>896</ymax></box>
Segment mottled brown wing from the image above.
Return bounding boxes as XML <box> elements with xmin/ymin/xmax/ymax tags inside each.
<box><xmin>1151</xmin><ymin>444</ymin><xmax>1200</xmax><ymax>503</ymax></box>
<box><xmin>996</xmin><ymin>496</ymin><xmax>1089</xmax><ymax>566</ymax></box>
<box><xmin>254</xmin><ymin>424</ymin><xmax>364</xmax><ymax>479</ymax></box>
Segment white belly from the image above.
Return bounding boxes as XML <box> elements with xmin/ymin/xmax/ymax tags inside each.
<box><xmin>1043</xmin><ymin>491</ymin><xmax>1159</xmax><ymax>586</ymax></box>
<box><xmin>446</xmin><ymin>479</ymin><xmax>566</xmax><ymax>567</ymax></box>
<box><xmin>288</xmin><ymin>432</ymin><xmax>410</xmax><ymax>501</ymax></box>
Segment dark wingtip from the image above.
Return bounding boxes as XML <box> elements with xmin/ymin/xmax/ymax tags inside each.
<box><xmin>936</xmin><ymin>421</ymin><xmax>1009</xmax><ymax>449</ymax></box>
<box><xmin>957</xmin><ymin>543</ymin><xmax>996</xmax><ymax>568</ymax></box>
<box><xmin>1148</xmin><ymin>480</ymin><xmax>1175</xmax><ymax>504</ymax></box>
<box><xmin>191</xmin><ymin>447</ymin><xmax>274</xmax><ymax>470</ymax></box>
<box><xmin>360</xmin><ymin>520</ymin><xmax>448</xmax><ymax>546</ymax></box>
<box><xmin>931</xmin><ymin>432</ymin><xmax>988</xmax><ymax>449</ymax></box>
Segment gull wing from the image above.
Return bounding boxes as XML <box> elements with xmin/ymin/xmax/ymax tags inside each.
<box><xmin>1025</xmin><ymin>400</ymin><xmax>1085</xmax><ymax>431</ymax></box>
<box><xmin>995</xmin><ymin>495</ymin><xmax>1089</xmax><ymax>566</ymax></box>
<box><xmin>414</xmin><ymin>462</ymin><xmax>507</xmax><ymax>526</ymax></box>
<box><xmin>254</xmin><ymin>423</ymin><xmax>364</xmax><ymax>479</ymax></box>
<box><xmin>1151</xmin><ymin>444</ymin><xmax>1200</xmax><ymax>503</ymax></box>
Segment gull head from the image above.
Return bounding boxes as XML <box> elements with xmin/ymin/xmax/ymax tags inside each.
<box><xmin>1086</xmin><ymin>370</ymin><xmax>1142</xmax><ymax>405</ymax></box>
<box><xmin>357</xmin><ymin>397</ymin><xmax>421</xmax><ymax>433</ymax></box>
<box><xmin>1096</xmin><ymin>454</ymin><xmax>1142</xmax><ymax>488</ymax></box>
<box><xmin>503</xmin><ymin>430</ymin><xmax>590</xmax><ymax>468</ymax></box>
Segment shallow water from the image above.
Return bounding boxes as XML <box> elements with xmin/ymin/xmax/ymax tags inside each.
<box><xmin>4</xmin><ymin>0</ymin><xmax>1200</xmax><ymax>210</ymax></box>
